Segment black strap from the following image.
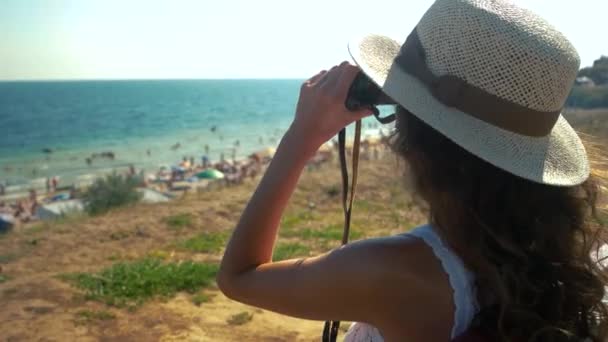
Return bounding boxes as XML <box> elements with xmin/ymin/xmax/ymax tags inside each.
<box><xmin>321</xmin><ymin>104</ymin><xmax>395</xmax><ymax>341</ymax></box>
<box><xmin>322</xmin><ymin>120</ymin><xmax>362</xmax><ymax>342</ymax></box>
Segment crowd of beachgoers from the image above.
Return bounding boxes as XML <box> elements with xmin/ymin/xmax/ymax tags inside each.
<box><xmin>0</xmin><ymin>134</ymin><xmax>388</xmax><ymax>232</ymax></box>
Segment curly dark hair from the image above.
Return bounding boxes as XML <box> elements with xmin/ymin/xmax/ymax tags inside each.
<box><xmin>389</xmin><ymin>106</ymin><xmax>608</xmax><ymax>341</ymax></box>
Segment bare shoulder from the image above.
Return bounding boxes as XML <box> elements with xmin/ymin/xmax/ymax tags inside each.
<box><xmin>355</xmin><ymin>233</ymin><xmax>455</xmax><ymax>340</ymax></box>
<box><xmin>352</xmin><ymin>232</ymin><xmax>448</xmax><ymax>284</ymax></box>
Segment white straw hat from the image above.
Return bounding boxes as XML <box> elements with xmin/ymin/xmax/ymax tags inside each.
<box><xmin>348</xmin><ymin>0</ymin><xmax>589</xmax><ymax>186</ymax></box>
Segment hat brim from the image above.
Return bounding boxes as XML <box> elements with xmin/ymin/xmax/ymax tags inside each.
<box><xmin>348</xmin><ymin>34</ymin><xmax>589</xmax><ymax>186</ymax></box>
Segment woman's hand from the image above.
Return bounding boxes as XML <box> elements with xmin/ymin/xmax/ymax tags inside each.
<box><xmin>289</xmin><ymin>62</ymin><xmax>372</xmax><ymax>151</ymax></box>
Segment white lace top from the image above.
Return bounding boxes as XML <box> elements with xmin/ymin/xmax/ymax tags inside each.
<box><xmin>343</xmin><ymin>225</ymin><xmax>479</xmax><ymax>341</ymax></box>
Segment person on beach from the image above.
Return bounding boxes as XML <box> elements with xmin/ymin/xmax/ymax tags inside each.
<box><xmin>51</xmin><ymin>177</ymin><xmax>58</xmax><ymax>192</ymax></box>
<box><xmin>180</xmin><ymin>157</ymin><xmax>191</xmax><ymax>170</ymax></box>
<box><xmin>69</xmin><ymin>186</ymin><xmax>77</xmax><ymax>200</ymax></box>
<box><xmin>28</xmin><ymin>189</ymin><xmax>38</xmax><ymax>218</ymax></box>
<box><xmin>217</xmin><ymin>1</ymin><xmax>608</xmax><ymax>341</ymax></box>
<box><xmin>231</xmin><ymin>148</ymin><xmax>237</xmax><ymax>164</ymax></box>
<box><xmin>13</xmin><ymin>201</ymin><xmax>24</xmax><ymax>219</ymax></box>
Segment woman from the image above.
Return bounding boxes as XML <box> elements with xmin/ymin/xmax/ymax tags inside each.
<box><xmin>218</xmin><ymin>0</ymin><xmax>608</xmax><ymax>340</ymax></box>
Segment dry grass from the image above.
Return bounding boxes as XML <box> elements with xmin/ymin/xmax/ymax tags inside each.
<box><xmin>0</xmin><ymin>151</ymin><xmax>421</xmax><ymax>341</ymax></box>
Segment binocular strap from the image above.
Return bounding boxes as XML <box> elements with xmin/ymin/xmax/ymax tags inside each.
<box><xmin>322</xmin><ymin>119</ymin><xmax>362</xmax><ymax>342</ymax></box>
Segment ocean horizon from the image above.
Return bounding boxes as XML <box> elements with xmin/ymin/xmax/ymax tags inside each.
<box><xmin>0</xmin><ymin>79</ymin><xmax>387</xmax><ymax>195</ymax></box>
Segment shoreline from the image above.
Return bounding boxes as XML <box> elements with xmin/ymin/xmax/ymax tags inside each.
<box><xmin>0</xmin><ymin>124</ymin><xmax>390</xmax><ymax>199</ymax></box>
<box><xmin>0</xmin><ymin>131</ymin><xmax>389</xmax><ymax>230</ymax></box>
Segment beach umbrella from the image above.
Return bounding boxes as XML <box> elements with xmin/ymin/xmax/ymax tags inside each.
<box><xmin>253</xmin><ymin>147</ymin><xmax>276</xmax><ymax>158</ymax></box>
<box><xmin>196</xmin><ymin>169</ymin><xmax>224</xmax><ymax>179</ymax></box>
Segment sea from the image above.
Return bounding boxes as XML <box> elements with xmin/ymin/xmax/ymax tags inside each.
<box><xmin>0</xmin><ymin>80</ymin><xmax>389</xmax><ymax>196</ymax></box>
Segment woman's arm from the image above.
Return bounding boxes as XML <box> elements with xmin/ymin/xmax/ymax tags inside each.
<box><xmin>218</xmin><ymin>62</ymin><xmax>369</xmax><ymax>278</ymax></box>
<box><xmin>218</xmin><ymin>125</ymin><xmax>316</xmax><ymax>276</ymax></box>
<box><xmin>216</xmin><ymin>63</ymin><xmax>432</xmax><ymax>325</ymax></box>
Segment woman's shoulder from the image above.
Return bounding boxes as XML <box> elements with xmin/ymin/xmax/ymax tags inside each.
<box><xmin>351</xmin><ymin>225</ymin><xmax>456</xmax><ymax>339</ymax></box>
<box><xmin>360</xmin><ymin>225</ymin><xmax>454</xmax><ymax>285</ymax></box>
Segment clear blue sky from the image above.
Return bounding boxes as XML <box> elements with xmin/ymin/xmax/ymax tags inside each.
<box><xmin>0</xmin><ymin>0</ymin><xmax>605</xmax><ymax>80</ymax></box>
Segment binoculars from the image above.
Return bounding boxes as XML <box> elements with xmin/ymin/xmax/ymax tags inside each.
<box><xmin>345</xmin><ymin>72</ymin><xmax>395</xmax><ymax>111</ymax></box>
<box><xmin>345</xmin><ymin>72</ymin><xmax>396</xmax><ymax>123</ymax></box>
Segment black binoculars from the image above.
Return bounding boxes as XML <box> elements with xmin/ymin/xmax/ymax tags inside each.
<box><xmin>345</xmin><ymin>72</ymin><xmax>395</xmax><ymax>110</ymax></box>
<box><xmin>344</xmin><ymin>72</ymin><xmax>396</xmax><ymax>123</ymax></box>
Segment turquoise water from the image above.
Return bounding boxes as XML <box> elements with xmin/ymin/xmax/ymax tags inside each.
<box><xmin>0</xmin><ymin>79</ymin><xmax>388</xmax><ymax>193</ymax></box>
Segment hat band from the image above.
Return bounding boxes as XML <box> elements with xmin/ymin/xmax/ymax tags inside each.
<box><xmin>394</xmin><ymin>28</ymin><xmax>561</xmax><ymax>137</ymax></box>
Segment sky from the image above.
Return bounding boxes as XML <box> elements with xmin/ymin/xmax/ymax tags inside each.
<box><xmin>0</xmin><ymin>0</ymin><xmax>606</xmax><ymax>80</ymax></box>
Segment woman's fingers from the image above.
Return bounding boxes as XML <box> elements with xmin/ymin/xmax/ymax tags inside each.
<box><xmin>306</xmin><ymin>70</ymin><xmax>327</xmax><ymax>86</ymax></box>
<box><xmin>319</xmin><ymin>63</ymin><xmax>345</xmax><ymax>90</ymax></box>
<box><xmin>335</xmin><ymin>63</ymin><xmax>361</xmax><ymax>101</ymax></box>
<box><xmin>316</xmin><ymin>65</ymin><xmax>338</xmax><ymax>88</ymax></box>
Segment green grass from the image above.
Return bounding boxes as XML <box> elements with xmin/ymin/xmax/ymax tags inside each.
<box><xmin>0</xmin><ymin>274</ymin><xmax>10</xmax><ymax>283</ymax></box>
<box><xmin>282</xmin><ymin>223</ymin><xmax>362</xmax><ymax>241</ymax></box>
<box><xmin>273</xmin><ymin>242</ymin><xmax>311</xmax><ymax>261</ymax></box>
<box><xmin>59</xmin><ymin>258</ymin><xmax>219</xmax><ymax>307</ymax></box>
<box><xmin>281</xmin><ymin>211</ymin><xmax>315</xmax><ymax>230</ymax></box>
<box><xmin>163</xmin><ymin>213</ymin><xmax>194</xmax><ymax>229</ymax></box>
<box><xmin>178</xmin><ymin>232</ymin><xmax>227</xmax><ymax>253</ymax></box>
<box><xmin>74</xmin><ymin>309</ymin><xmax>116</xmax><ymax>325</ymax></box>
<box><xmin>191</xmin><ymin>292</ymin><xmax>212</xmax><ymax>306</ymax></box>
<box><xmin>227</xmin><ymin>311</ymin><xmax>253</xmax><ymax>325</ymax></box>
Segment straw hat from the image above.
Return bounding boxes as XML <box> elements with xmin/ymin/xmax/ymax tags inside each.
<box><xmin>348</xmin><ymin>0</ymin><xmax>589</xmax><ymax>186</ymax></box>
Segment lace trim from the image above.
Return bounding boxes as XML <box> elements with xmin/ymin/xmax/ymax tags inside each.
<box><xmin>408</xmin><ymin>225</ymin><xmax>478</xmax><ymax>338</ymax></box>
<box><xmin>343</xmin><ymin>225</ymin><xmax>478</xmax><ymax>342</ymax></box>
<box><xmin>344</xmin><ymin>322</ymin><xmax>383</xmax><ymax>342</ymax></box>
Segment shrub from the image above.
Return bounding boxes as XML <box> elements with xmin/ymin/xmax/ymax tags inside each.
<box><xmin>83</xmin><ymin>173</ymin><xmax>142</xmax><ymax>215</ymax></box>
<box><xmin>227</xmin><ymin>311</ymin><xmax>253</xmax><ymax>325</ymax></box>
